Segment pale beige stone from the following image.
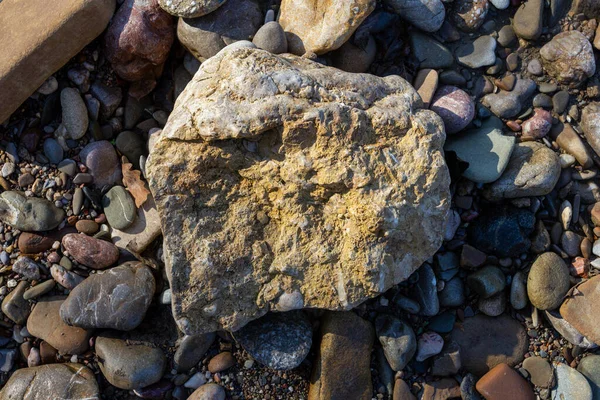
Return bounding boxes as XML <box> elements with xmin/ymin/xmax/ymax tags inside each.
<box><xmin>278</xmin><ymin>0</ymin><xmax>375</xmax><ymax>55</ymax></box>
<box><xmin>146</xmin><ymin>46</ymin><xmax>450</xmax><ymax>334</ymax></box>
<box><xmin>111</xmin><ymin>194</ymin><xmax>162</xmax><ymax>255</ymax></box>
<box><xmin>0</xmin><ymin>0</ymin><xmax>115</xmax><ymax>123</ymax></box>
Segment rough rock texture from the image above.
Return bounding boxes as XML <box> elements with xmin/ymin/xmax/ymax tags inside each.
<box><xmin>0</xmin><ymin>0</ymin><xmax>115</xmax><ymax>124</ymax></box>
<box><xmin>158</xmin><ymin>0</ymin><xmax>226</xmax><ymax>17</ymax></box>
<box><xmin>105</xmin><ymin>0</ymin><xmax>174</xmax><ymax>85</ymax></box>
<box><xmin>0</xmin><ymin>363</ymin><xmax>100</xmax><ymax>400</ymax></box>
<box><xmin>234</xmin><ymin>311</ymin><xmax>312</xmax><ymax>370</ymax></box>
<box><xmin>278</xmin><ymin>0</ymin><xmax>376</xmax><ymax>55</ymax></box>
<box><xmin>539</xmin><ymin>30</ymin><xmax>596</xmax><ymax>88</ymax></box>
<box><xmin>177</xmin><ymin>0</ymin><xmax>262</xmax><ymax>61</ymax></box>
<box><xmin>60</xmin><ymin>262</ymin><xmax>155</xmax><ymax>331</ymax></box>
<box><xmin>146</xmin><ymin>47</ymin><xmax>451</xmax><ymax>334</ymax></box>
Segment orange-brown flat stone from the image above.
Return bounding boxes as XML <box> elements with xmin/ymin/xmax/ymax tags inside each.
<box><xmin>476</xmin><ymin>363</ymin><xmax>535</xmax><ymax>400</ymax></box>
<box><xmin>560</xmin><ymin>275</ymin><xmax>600</xmax><ymax>345</ymax></box>
<box><xmin>0</xmin><ymin>0</ymin><xmax>115</xmax><ymax>123</ymax></box>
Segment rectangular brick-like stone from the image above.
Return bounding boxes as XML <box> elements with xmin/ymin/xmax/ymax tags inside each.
<box><xmin>0</xmin><ymin>0</ymin><xmax>115</xmax><ymax>123</ymax></box>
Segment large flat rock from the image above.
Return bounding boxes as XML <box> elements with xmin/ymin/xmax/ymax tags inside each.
<box><xmin>147</xmin><ymin>46</ymin><xmax>451</xmax><ymax>334</ymax></box>
<box><xmin>0</xmin><ymin>0</ymin><xmax>115</xmax><ymax>123</ymax></box>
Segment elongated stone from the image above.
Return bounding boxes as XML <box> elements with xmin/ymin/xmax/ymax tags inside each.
<box><xmin>0</xmin><ymin>0</ymin><xmax>115</xmax><ymax>123</ymax></box>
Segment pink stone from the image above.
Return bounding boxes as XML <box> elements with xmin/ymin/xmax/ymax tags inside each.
<box><xmin>521</xmin><ymin>108</ymin><xmax>552</xmax><ymax>140</ymax></box>
<box><xmin>430</xmin><ymin>85</ymin><xmax>475</xmax><ymax>134</ymax></box>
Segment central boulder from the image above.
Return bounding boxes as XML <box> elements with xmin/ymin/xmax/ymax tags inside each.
<box><xmin>147</xmin><ymin>46</ymin><xmax>450</xmax><ymax>335</ymax></box>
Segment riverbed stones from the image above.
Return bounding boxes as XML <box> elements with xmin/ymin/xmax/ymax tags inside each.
<box><xmin>60</xmin><ymin>262</ymin><xmax>155</xmax><ymax>331</ymax></box>
<box><xmin>476</xmin><ymin>363</ymin><xmax>536</xmax><ymax>400</ymax></box>
<box><xmin>527</xmin><ymin>252</ymin><xmax>570</xmax><ymax>310</ymax></box>
<box><xmin>103</xmin><ymin>186</ymin><xmax>136</xmax><ymax>230</ymax></box>
<box><xmin>483</xmin><ymin>142</ymin><xmax>561</xmax><ymax>201</ymax></box>
<box><xmin>375</xmin><ymin>314</ymin><xmax>416</xmax><ymax>371</ymax></box>
<box><xmin>177</xmin><ymin>0</ymin><xmax>262</xmax><ymax>62</ymax></box>
<box><xmin>27</xmin><ymin>297</ymin><xmax>92</xmax><ymax>355</ymax></box>
<box><xmin>279</xmin><ymin>0</ymin><xmax>375</xmax><ymax>55</ymax></box>
<box><xmin>552</xmin><ymin>363</ymin><xmax>593</xmax><ymax>400</ymax></box>
<box><xmin>560</xmin><ymin>275</ymin><xmax>600</xmax><ymax>345</ymax></box>
<box><xmin>430</xmin><ymin>85</ymin><xmax>475</xmax><ymax>134</ymax></box>
<box><xmin>146</xmin><ymin>47</ymin><xmax>451</xmax><ymax>334</ymax></box>
<box><xmin>1</xmin><ymin>281</ymin><xmax>30</xmax><ymax>324</ymax></box>
<box><xmin>12</xmin><ymin>256</ymin><xmax>41</xmax><ymax>280</ymax></box>
<box><xmin>468</xmin><ymin>206</ymin><xmax>535</xmax><ymax>257</ymax></box>
<box><xmin>0</xmin><ymin>363</ymin><xmax>100</xmax><ymax>400</ymax></box>
<box><xmin>384</xmin><ymin>0</ymin><xmax>446</xmax><ymax>32</ymax></box>
<box><xmin>95</xmin><ymin>336</ymin><xmax>166</xmax><ymax>390</ymax></box>
<box><xmin>523</xmin><ymin>356</ymin><xmax>554</xmax><ymax>388</ymax></box>
<box><xmin>189</xmin><ymin>383</ymin><xmax>226</xmax><ymax>400</ymax></box>
<box><xmin>512</xmin><ymin>0</ymin><xmax>543</xmax><ymax>40</ymax></box>
<box><xmin>409</xmin><ymin>33</ymin><xmax>454</xmax><ymax>69</ymax></box>
<box><xmin>449</xmin><ymin>314</ymin><xmax>527</xmax><ymax>376</ymax></box>
<box><xmin>456</xmin><ymin>36</ymin><xmax>497</xmax><ymax>69</ymax></box>
<box><xmin>234</xmin><ymin>311</ymin><xmax>312</xmax><ymax>370</ymax></box>
<box><xmin>174</xmin><ymin>333</ymin><xmax>216</xmax><ymax>372</ymax></box>
<box><xmin>445</xmin><ymin>117</ymin><xmax>515</xmax><ymax>183</ymax></box>
<box><xmin>60</xmin><ymin>88</ymin><xmax>88</xmax><ymax>140</ymax></box>
<box><xmin>483</xmin><ymin>77</ymin><xmax>536</xmax><ymax>118</ymax></box>
<box><xmin>252</xmin><ymin>22</ymin><xmax>288</xmax><ymax>55</ymax></box>
<box><xmin>104</xmin><ymin>0</ymin><xmax>175</xmax><ymax>83</ymax></box>
<box><xmin>467</xmin><ymin>266</ymin><xmax>505</xmax><ymax>298</ymax></box>
<box><xmin>556</xmin><ymin>122</ymin><xmax>594</xmax><ymax>168</ymax></box>
<box><xmin>62</xmin><ymin>233</ymin><xmax>120</xmax><ymax>270</ymax></box>
<box><xmin>79</xmin><ymin>140</ymin><xmax>121</xmax><ymax>187</ymax></box>
<box><xmin>158</xmin><ymin>0</ymin><xmax>225</xmax><ymax>17</ymax></box>
<box><xmin>0</xmin><ymin>0</ymin><xmax>116</xmax><ymax>124</ymax></box>
<box><xmin>540</xmin><ymin>30</ymin><xmax>596</xmax><ymax>88</ymax></box>
<box><xmin>581</xmin><ymin>103</ymin><xmax>600</xmax><ymax>157</ymax></box>
<box><xmin>309</xmin><ymin>312</ymin><xmax>374</xmax><ymax>400</ymax></box>
<box><xmin>578</xmin><ymin>355</ymin><xmax>600</xmax><ymax>399</ymax></box>
<box><xmin>0</xmin><ymin>191</ymin><xmax>64</xmax><ymax>231</ymax></box>
<box><xmin>451</xmin><ymin>0</ymin><xmax>489</xmax><ymax>32</ymax></box>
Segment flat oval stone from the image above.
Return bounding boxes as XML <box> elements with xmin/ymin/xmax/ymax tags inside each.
<box><xmin>60</xmin><ymin>262</ymin><xmax>155</xmax><ymax>331</ymax></box>
<box><xmin>102</xmin><ymin>186</ymin><xmax>136</xmax><ymax>230</ymax></box>
<box><xmin>0</xmin><ymin>191</ymin><xmax>65</xmax><ymax>231</ymax></box>
<box><xmin>527</xmin><ymin>252</ymin><xmax>570</xmax><ymax>310</ymax></box>
<box><xmin>62</xmin><ymin>233</ymin><xmax>119</xmax><ymax>269</ymax></box>
<box><xmin>96</xmin><ymin>336</ymin><xmax>166</xmax><ymax>390</ymax></box>
<box><xmin>445</xmin><ymin>117</ymin><xmax>515</xmax><ymax>183</ymax></box>
<box><xmin>79</xmin><ymin>140</ymin><xmax>121</xmax><ymax>187</ymax></box>
<box><xmin>26</xmin><ymin>296</ymin><xmax>92</xmax><ymax>355</ymax></box>
<box><xmin>234</xmin><ymin>311</ymin><xmax>312</xmax><ymax>370</ymax></box>
<box><xmin>0</xmin><ymin>363</ymin><xmax>99</xmax><ymax>399</ymax></box>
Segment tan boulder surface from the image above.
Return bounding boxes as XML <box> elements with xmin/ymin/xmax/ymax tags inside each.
<box><xmin>0</xmin><ymin>0</ymin><xmax>115</xmax><ymax>123</ymax></box>
<box><xmin>146</xmin><ymin>46</ymin><xmax>450</xmax><ymax>335</ymax></box>
<box><xmin>278</xmin><ymin>0</ymin><xmax>375</xmax><ymax>55</ymax></box>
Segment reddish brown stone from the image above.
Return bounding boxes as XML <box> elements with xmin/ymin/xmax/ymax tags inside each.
<box><xmin>18</xmin><ymin>232</ymin><xmax>55</xmax><ymax>254</ymax></box>
<box><xmin>590</xmin><ymin>202</ymin><xmax>600</xmax><ymax>226</ymax></box>
<box><xmin>207</xmin><ymin>352</ymin><xmax>236</xmax><ymax>373</ymax></box>
<box><xmin>40</xmin><ymin>341</ymin><xmax>58</xmax><ymax>364</ymax></box>
<box><xmin>421</xmin><ymin>378</ymin><xmax>461</xmax><ymax>400</ymax></box>
<box><xmin>104</xmin><ymin>0</ymin><xmax>174</xmax><ymax>85</ymax></box>
<box><xmin>476</xmin><ymin>363</ymin><xmax>535</xmax><ymax>400</ymax></box>
<box><xmin>20</xmin><ymin>128</ymin><xmax>41</xmax><ymax>153</ymax></box>
<box><xmin>75</xmin><ymin>220</ymin><xmax>99</xmax><ymax>235</ymax></box>
<box><xmin>393</xmin><ymin>379</ymin><xmax>416</xmax><ymax>400</ymax></box>
<box><xmin>62</xmin><ymin>233</ymin><xmax>119</xmax><ymax>269</ymax></box>
<box><xmin>460</xmin><ymin>244</ymin><xmax>487</xmax><ymax>269</ymax></box>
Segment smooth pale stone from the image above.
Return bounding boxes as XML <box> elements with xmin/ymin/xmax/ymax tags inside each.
<box><xmin>445</xmin><ymin>117</ymin><xmax>515</xmax><ymax>183</ymax></box>
<box><xmin>0</xmin><ymin>0</ymin><xmax>116</xmax><ymax>123</ymax></box>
